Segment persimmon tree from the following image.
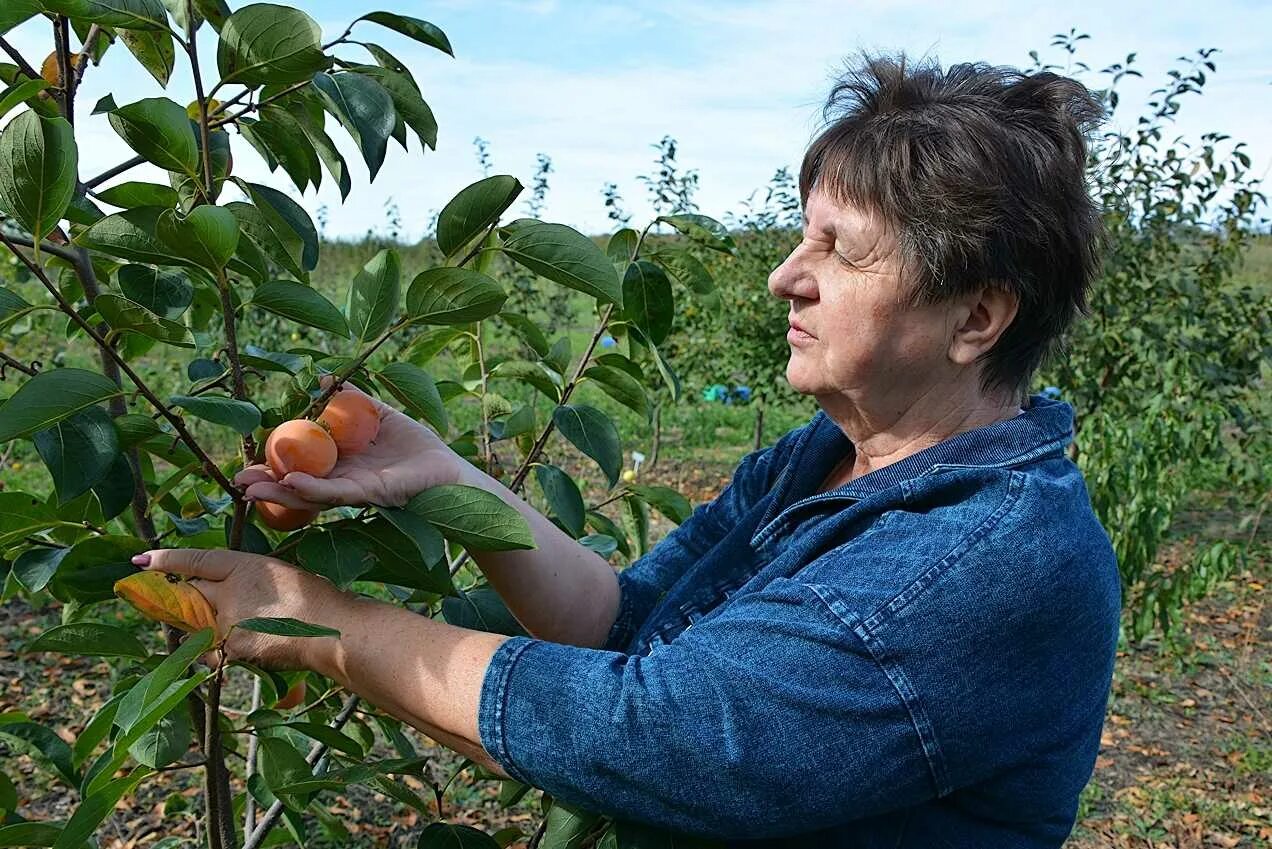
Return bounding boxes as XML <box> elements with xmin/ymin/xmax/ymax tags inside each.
<box><xmin>0</xmin><ymin>3</ymin><xmax>732</xmax><ymax>847</ymax></box>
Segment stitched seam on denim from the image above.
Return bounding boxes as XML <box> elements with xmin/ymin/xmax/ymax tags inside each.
<box><xmin>480</xmin><ymin>637</ymin><xmax>537</xmax><ymax>786</ymax></box>
<box><xmin>862</xmin><ymin>472</ymin><xmax>1026</xmax><ymax>632</ymax></box>
<box><xmin>917</xmin><ymin>436</ymin><xmax>1070</xmax><ymax>474</ymax></box>
<box><xmin>751</xmin><ymin>493</ymin><xmax>876</xmax><ymax>550</ymax></box>
<box><xmin>806</xmin><ymin>583</ymin><xmax>951</xmax><ymax>798</ymax></box>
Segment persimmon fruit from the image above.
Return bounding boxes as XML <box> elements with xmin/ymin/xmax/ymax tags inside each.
<box><xmin>40</xmin><ymin>50</ymin><xmax>80</xmax><ymax>86</ymax></box>
<box><xmin>265</xmin><ymin>419</ymin><xmax>338</xmax><ymax>478</ymax></box>
<box><xmin>275</xmin><ymin>679</ymin><xmax>308</xmax><ymax>710</ymax></box>
<box><xmin>318</xmin><ymin>388</ymin><xmax>380</xmax><ymax>455</ymax></box>
<box><xmin>255</xmin><ymin>500</ymin><xmax>321</xmax><ymax>532</ymax></box>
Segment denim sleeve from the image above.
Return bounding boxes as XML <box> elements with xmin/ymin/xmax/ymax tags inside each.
<box><xmin>479</xmin><ymin>577</ymin><xmax>936</xmax><ymax>840</ymax></box>
<box><xmin>600</xmin><ymin>441</ymin><xmax>784</xmax><ymax>653</ymax></box>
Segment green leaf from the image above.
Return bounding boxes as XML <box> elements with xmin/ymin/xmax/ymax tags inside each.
<box><xmin>216</xmin><ymin>4</ymin><xmax>330</xmax><ymax>87</ymax></box>
<box><xmin>657</xmin><ymin>213</ymin><xmax>736</xmax><ymax>254</ymax></box>
<box><xmin>350</xmin><ymin>515</ymin><xmax>452</xmax><ymax>595</ymax></box>
<box><xmin>286</xmin><ymin>94</ymin><xmax>352</xmax><ymax>201</ymax></box>
<box><xmin>405</xmin><ymin>267</ymin><xmax>505</xmax><ymax>325</ymax></box>
<box><xmin>406</xmin><ymin>485</ymin><xmax>535</xmax><ymax>551</ymax></box>
<box><xmin>76</xmin><ymin>207</ymin><xmax>190</xmax><ymax>266</ymax></box>
<box><xmin>127</xmin><ymin>705</ymin><xmax>191</xmax><ymax>768</ymax></box>
<box><xmin>440</xmin><ymin>587</ymin><xmax>532</xmax><ymax>636</ymax></box>
<box><xmin>94</xmin><ymin>293</ymin><xmax>196</xmax><ymax>348</ymax></box>
<box><xmin>499</xmin><ymin>220</ymin><xmax>622</xmax><ymax>306</ymax></box>
<box><xmin>239</xmin><ymin>110</ymin><xmax>317</xmax><ymax>195</ymax></box>
<box><xmin>359</xmin><ymin>41</ymin><xmax>419</xmax><ymax>89</ymax></box>
<box><xmin>437</xmin><ymin>175</ymin><xmax>523</xmax><ymax>257</ymax></box>
<box><xmin>252</xmin><ymin>280</ymin><xmax>350</xmax><ymax>337</ymax></box>
<box><xmin>346</xmin><ymin>248</ymin><xmax>400</xmax><ymax>341</ymax></box>
<box><xmin>236</xmin><ymin>179</ymin><xmax>319</xmax><ymax>271</ymax></box>
<box><xmin>579</xmin><ymin>534</ymin><xmax>617</xmax><ymax>558</ymax></box>
<box><xmin>226</xmin><ymin>200</ymin><xmax>306</xmax><ymax>281</ymax></box>
<box><xmin>236</xmin><ymin>617</ymin><xmax>340</xmax><ymax>638</ymax></box>
<box><xmin>169</xmin><ymin>394</ymin><xmax>261</xmax><ymax>433</ymax></box>
<box><xmin>95</xmin><ymin>181</ymin><xmax>179</xmax><ymax>209</ymax></box>
<box><xmin>108</xmin><ymin>97</ymin><xmax>199</xmax><ymax>176</ymax></box>
<box><xmin>92</xmin><ymin>453</ymin><xmax>135</xmax><ymax>522</ymax></box>
<box><xmin>0</xmin><ymin>79</ymin><xmax>49</xmax><ymax>122</ymax></box>
<box><xmin>649</xmin><ymin>246</ymin><xmax>714</xmax><ymax>295</ymax></box>
<box><xmin>47</xmin><ymin>535</ymin><xmax>147</xmax><ymax>604</ymax></box>
<box><xmin>553</xmin><ymin>404</ymin><xmax>622</xmax><ymax>487</ymax></box>
<box><xmin>541</xmin><ymin>799</ymin><xmax>602</xmax><ymax>849</ymax></box>
<box><xmin>355</xmin><ymin>12</ymin><xmax>453</xmax><ymax>56</ymax></box>
<box><xmin>116</xmin><ymin>264</ymin><xmax>193</xmax><ymax>319</ymax></box>
<box><xmin>0</xmin><ymin>821</ymin><xmax>63</xmax><ymax>846</ymax></box>
<box><xmin>491</xmin><ymin>360</ymin><xmax>562</xmax><ymax>403</ymax></box>
<box><xmin>534</xmin><ymin>464</ymin><xmax>584</xmax><ymax>537</ymax></box>
<box><xmin>622</xmin><ymin>261</ymin><xmax>673</xmax><ymax>345</ymax></box>
<box><xmin>118</xmin><ymin>27</ymin><xmax>176</xmax><ymax>85</ymax></box>
<box><xmin>24</xmin><ymin>622</ymin><xmax>147</xmax><ymax>658</ymax></box>
<box><xmin>606</xmin><ymin>228</ymin><xmax>638</xmax><ymax>266</ymax></box>
<box><xmin>0</xmin><ymin>719</ymin><xmax>78</xmax><ymax>787</ymax></box>
<box><xmin>497</xmin><ymin>312</ymin><xmax>549</xmax><ymax>357</ymax></box>
<box><xmin>41</xmin><ymin>0</ymin><xmax>167</xmax><ymax>30</ymax></box>
<box><xmin>53</xmin><ymin>768</ymin><xmax>151</xmax><ymax>848</ymax></box>
<box><xmin>0</xmin><ymin>110</ymin><xmax>77</xmax><ymax>246</ymax></box>
<box><xmin>582</xmin><ymin>365</ymin><xmax>649</xmax><ymax>419</ymax></box>
<box><xmin>297</xmin><ymin>528</ymin><xmax>374</xmax><ymax>589</ymax></box>
<box><xmin>350</xmin><ymin>65</ymin><xmax>437</xmax><ymax>151</ymax></box>
<box><xmin>376</xmin><ymin>363</ymin><xmax>448</xmax><ymax>433</ymax></box>
<box><xmin>0</xmin><ymin>286</ymin><xmax>39</xmax><ymax>330</ymax></box>
<box><xmin>32</xmin><ymin>405</ymin><xmax>121</xmax><ymax>503</ymax></box>
<box><xmin>311</xmin><ymin>71</ymin><xmax>396</xmax><ymax>181</ymax></box>
<box><xmin>12</xmin><ymin>546</ymin><xmax>70</xmax><ymax>593</ymax></box>
<box><xmin>0</xmin><ymin>493</ymin><xmax>59</xmax><ymax>550</ymax></box>
<box><xmin>157</xmin><ymin>205</ymin><xmax>239</xmax><ymax>270</ymax></box>
<box><xmin>280</xmin><ymin>721</ymin><xmax>364</xmax><ymax>758</ymax></box>
<box><xmin>416</xmin><ymin>824</ymin><xmax>502</xmax><ymax>848</ymax></box>
<box><xmin>0</xmin><ymin>1</ymin><xmax>43</xmax><ymax>35</ymax></box>
<box><xmin>0</xmin><ymin>369</ymin><xmax>122</xmax><ymax>444</ymax></box>
<box><xmin>627</xmin><ymin>484</ymin><xmax>691</xmax><ymax>525</ymax></box>
<box><xmin>90</xmin><ymin>93</ymin><xmax>118</xmax><ymax>115</ymax></box>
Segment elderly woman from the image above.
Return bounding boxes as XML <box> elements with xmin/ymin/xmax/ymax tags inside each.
<box><xmin>137</xmin><ymin>56</ymin><xmax>1120</xmax><ymax>847</ymax></box>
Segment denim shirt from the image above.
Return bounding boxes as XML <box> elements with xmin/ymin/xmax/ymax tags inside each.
<box><xmin>477</xmin><ymin>395</ymin><xmax>1120</xmax><ymax>848</ymax></box>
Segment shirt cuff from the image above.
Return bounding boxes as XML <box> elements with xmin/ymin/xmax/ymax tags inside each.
<box><xmin>477</xmin><ymin>635</ymin><xmax>538</xmax><ymax>785</ymax></box>
<box><xmin>600</xmin><ymin>566</ymin><xmax>652</xmax><ymax>654</ymax></box>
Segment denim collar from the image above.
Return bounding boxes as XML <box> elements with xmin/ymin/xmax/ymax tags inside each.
<box><xmin>760</xmin><ymin>394</ymin><xmax>1076</xmax><ymax>528</ymax></box>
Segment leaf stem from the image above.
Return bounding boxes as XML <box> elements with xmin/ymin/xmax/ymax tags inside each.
<box><xmin>298</xmin><ymin>319</ymin><xmax>408</xmax><ymax>420</ymax></box>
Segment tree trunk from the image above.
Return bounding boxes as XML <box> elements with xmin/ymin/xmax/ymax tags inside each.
<box><xmin>752</xmin><ymin>395</ymin><xmax>766</xmax><ymax>451</ymax></box>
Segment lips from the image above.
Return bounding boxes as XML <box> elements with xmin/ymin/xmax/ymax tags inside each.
<box><xmin>788</xmin><ymin>316</ymin><xmax>813</xmax><ymax>337</ymax></box>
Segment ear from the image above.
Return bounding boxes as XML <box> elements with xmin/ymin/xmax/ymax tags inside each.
<box><xmin>948</xmin><ymin>285</ymin><xmax>1019</xmax><ymax>366</ymax></box>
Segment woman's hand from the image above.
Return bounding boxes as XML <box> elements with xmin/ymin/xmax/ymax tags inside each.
<box><xmin>133</xmin><ymin>548</ymin><xmax>348</xmax><ymax>671</ymax></box>
<box><xmin>237</xmin><ymin>375</ymin><xmax>462</xmax><ymax>510</ymax></box>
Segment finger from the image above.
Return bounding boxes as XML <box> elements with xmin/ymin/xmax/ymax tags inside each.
<box><xmin>235</xmin><ymin>464</ymin><xmax>277</xmax><ymax>487</ymax></box>
<box><xmin>243</xmin><ymin>481</ymin><xmax>325</xmax><ymax>510</ymax></box>
<box><xmin>280</xmin><ymin>471</ymin><xmax>369</xmax><ymax>506</ymax></box>
<box><xmin>133</xmin><ymin>548</ymin><xmax>239</xmax><ymax>581</ymax></box>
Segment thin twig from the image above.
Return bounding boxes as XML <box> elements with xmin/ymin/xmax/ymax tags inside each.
<box><xmin>84</xmin><ymin>155</ymin><xmax>146</xmax><ymax>190</ymax></box>
<box><xmin>209</xmin><ymin>80</ymin><xmax>309</xmax><ymax>129</ymax></box>
<box><xmin>0</xmin><ymin>230</ymin><xmax>81</xmax><ymax>265</ymax></box>
<box><xmin>298</xmin><ymin>320</ymin><xmax>408</xmax><ymax>420</ymax></box>
<box><xmin>0</xmin><ymin>36</ymin><xmax>38</xmax><ymax>81</ymax></box>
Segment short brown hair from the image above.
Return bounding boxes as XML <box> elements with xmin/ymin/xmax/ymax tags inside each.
<box><xmin>799</xmin><ymin>54</ymin><xmax>1105</xmax><ymax>397</ymax></box>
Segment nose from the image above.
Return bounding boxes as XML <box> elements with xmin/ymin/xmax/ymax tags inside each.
<box><xmin>768</xmin><ymin>243</ymin><xmax>808</xmax><ymax>301</ymax></box>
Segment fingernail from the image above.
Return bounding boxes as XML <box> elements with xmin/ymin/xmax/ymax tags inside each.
<box><xmin>131</xmin><ymin>553</ymin><xmax>151</xmax><ymax>567</ymax></box>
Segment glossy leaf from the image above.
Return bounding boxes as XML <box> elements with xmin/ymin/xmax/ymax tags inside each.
<box><xmin>541</xmin><ymin>799</ymin><xmax>602</xmax><ymax>849</ymax></box>
<box><xmin>12</xmin><ymin>546</ymin><xmax>70</xmax><ymax>593</ymax></box>
<box><xmin>499</xmin><ymin>219</ymin><xmax>622</xmax><ymax>306</ymax></box>
<box><xmin>351</xmin><ymin>65</ymin><xmax>437</xmax><ymax>151</ymax></box>
<box><xmin>534</xmin><ymin>464</ymin><xmax>585</xmax><ymax>537</ymax></box>
<box><xmin>582</xmin><ymin>365</ymin><xmax>649</xmax><ymax>419</ymax></box>
<box><xmin>437</xmin><ymin>175</ymin><xmax>523</xmax><ymax>257</ymax></box>
<box><xmin>116</xmin><ymin>264</ymin><xmax>192</xmax><ymax>319</ymax></box>
<box><xmin>227</xmin><ymin>200</ymin><xmax>307</xmax><ymax>281</ymax></box>
<box><xmin>355</xmin><ymin>12</ymin><xmax>453</xmax><ymax>56</ymax></box>
<box><xmin>0</xmin><ymin>79</ymin><xmax>49</xmax><ymax>121</ymax></box>
<box><xmin>346</xmin><ymin>248</ymin><xmax>400</xmax><ymax>341</ymax></box>
<box><xmin>236</xmin><ymin>179</ymin><xmax>319</xmax><ymax>271</ymax></box>
<box><xmin>441</xmin><ymin>587</ymin><xmax>529</xmax><ymax>638</ymax></box>
<box><xmin>0</xmin><ymin>110</ymin><xmax>77</xmax><ymax>247</ymax></box>
<box><xmin>32</xmin><ymin>406</ymin><xmax>121</xmax><ymax>504</ymax></box>
<box><xmin>95</xmin><ymin>181</ymin><xmax>178</xmax><ymax>210</ymax></box>
<box><xmin>157</xmin><ymin>205</ymin><xmax>239</xmax><ymax>270</ymax></box>
<box><xmin>169</xmin><ymin>394</ymin><xmax>261</xmax><ymax>433</ymax></box>
<box><xmin>23</xmin><ymin>623</ymin><xmax>145</xmax><ymax>659</ymax></box>
<box><xmin>297</xmin><ymin>528</ymin><xmax>375</xmax><ymax>588</ymax></box>
<box><xmin>216</xmin><ymin>4</ymin><xmax>330</xmax><ymax>87</ymax></box>
<box><xmin>311</xmin><ymin>71</ymin><xmax>396</xmax><ymax>181</ymax></box>
<box><xmin>252</xmin><ymin>280</ymin><xmax>350</xmax><ymax>337</ymax></box>
<box><xmin>0</xmin><ymin>821</ymin><xmax>63</xmax><ymax>846</ymax></box>
<box><xmin>627</xmin><ymin>484</ymin><xmax>692</xmax><ymax>525</ymax></box>
<box><xmin>498</xmin><ymin>312</ymin><xmax>549</xmax><ymax>357</ymax></box>
<box><xmin>114</xmin><ymin>571</ymin><xmax>218</xmax><ymax>634</ymax></box>
<box><xmin>553</xmin><ymin>404</ymin><xmax>622</xmax><ymax>487</ymax></box>
<box><xmin>47</xmin><ymin>535</ymin><xmax>147</xmax><ymax>604</ymax></box>
<box><xmin>405</xmin><ymin>267</ymin><xmax>505</xmax><ymax>325</ymax></box>
<box><xmin>0</xmin><ymin>493</ymin><xmax>59</xmax><ymax>550</ymax></box>
<box><xmin>622</xmin><ymin>261</ymin><xmax>673</xmax><ymax>345</ymax></box>
<box><xmin>76</xmin><ymin>207</ymin><xmax>190</xmax><ymax>266</ymax></box>
<box><xmin>376</xmin><ymin>363</ymin><xmax>448</xmax><ymax>433</ymax></box>
<box><xmin>650</xmin><ymin>247</ymin><xmax>715</xmax><ymax>295</ymax></box>
<box><xmin>118</xmin><ymin>27</ymin><xmax>176</xmax><ymax>85</ymax></box>
<box><xmin>108</xmin><ymin>98</ymin><xmax>199</xmax><ymax>176</ymax></box>
<box><xmin>127</xmin><ymin>706</ymin><xmax>191</xmax><ymax>768</ymax></box>
<box><xmin>406</xmin><ymin>485</ymin><xmax>535</xmax><ymax>551</ymax></box>
<box><xmin>94</xmin><ymin>293</ymin><xmax>196</xmax><ymax>348</ymax></box>
<box><xmin>0</xmin><ymin>1</ymin><xmax>42</xmax><ymax>35</ymax></box>
<box><xmin>0</xmin><ymin>718</ymin><xmax>78</xmax><ymax>786</ymax></box>
<box><xmin>41</xmin><ymin>0</ymin><xmax>167</xmax><ymax>30</ymax></box>
<box><xmin>0</xmin><ymin>369</ymin><xmax>121</xmax><ymax>444</ymax></box>
<box><xmin>657</xmin><ymin>213</ymin><xmax>736</xmax><ymax>254</ymax></box>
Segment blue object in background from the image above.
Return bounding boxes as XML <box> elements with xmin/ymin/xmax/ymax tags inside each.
<box><xmin>600</xmin><ymin>335</ymin><xmax>616</xmax><ymax>348</ymax></box>
<box><xmin>703</xmin><ymin>383</ymin><xmax>753</xmax><ymax>405</ymax></box>
<box><xmin>1042</xmin><ymin>386</ymin><xmax>1062</xmax><ymax>400</ymax></box>
<box><xmin>702</xmin><ymin>383</ymin><xmax>728</xmax><ymax>403</ymax></box>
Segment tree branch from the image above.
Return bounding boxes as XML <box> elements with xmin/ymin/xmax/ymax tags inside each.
<box><xmin>0</xmin><ymin>36</ymin><xmax>38</xmax><ymax>81</ymax></box>
<box><xmin>84</xmin><ymin>155</ymin><xmax>146</xmax><ymax>190</ymax></box>
<box><xmin>0</xmin><ymin>232</ymin><xmax>242</xmax><ymax>497</ymax></box>
<box><xmin>298</xmin><ymin>320</ymin><xmax>408</xmax><ymax>420</ymax></box>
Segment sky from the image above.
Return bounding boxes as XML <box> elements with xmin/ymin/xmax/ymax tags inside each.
<box><xmin>5</xmin><ymin>0</ymin><xmax>1270</xmax><ymax>240</ymax></box>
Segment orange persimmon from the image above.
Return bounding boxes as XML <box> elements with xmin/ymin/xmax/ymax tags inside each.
<box><xmin>265</xmin><ymin>419</ymin><xmax>337</xmax><ymax>478</ymax></box>
<box><xmin>255</xmin><ymin>500</ymin><xmax>320</xmax><ymax>531</ymax></box>
<box><xmin>317</xmin><ymin>388</ymin><xmax>380</xmax><ymax>455</ymax></box>
<box><xmin>275</xmin><ymin>679</ymin><xmax>308</xmax><ymax>710</ymax></box>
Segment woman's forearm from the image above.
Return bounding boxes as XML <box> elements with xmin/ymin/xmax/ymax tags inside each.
<box><xmin>454</xmin><ymin>462</ymin><xmax>621</xmax><ymax>649</ymax></box>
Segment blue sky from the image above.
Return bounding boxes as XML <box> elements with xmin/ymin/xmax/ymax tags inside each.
<box><xmin>6</xmin><ymin>0</ymin><xmax>1269</xmax><ymax>239</ymax></box>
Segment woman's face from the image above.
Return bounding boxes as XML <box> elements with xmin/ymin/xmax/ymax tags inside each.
<box><xmin>767</xmin><ymin>187</ymin><xmax>961</xmax><ymax>410</ymax></box>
